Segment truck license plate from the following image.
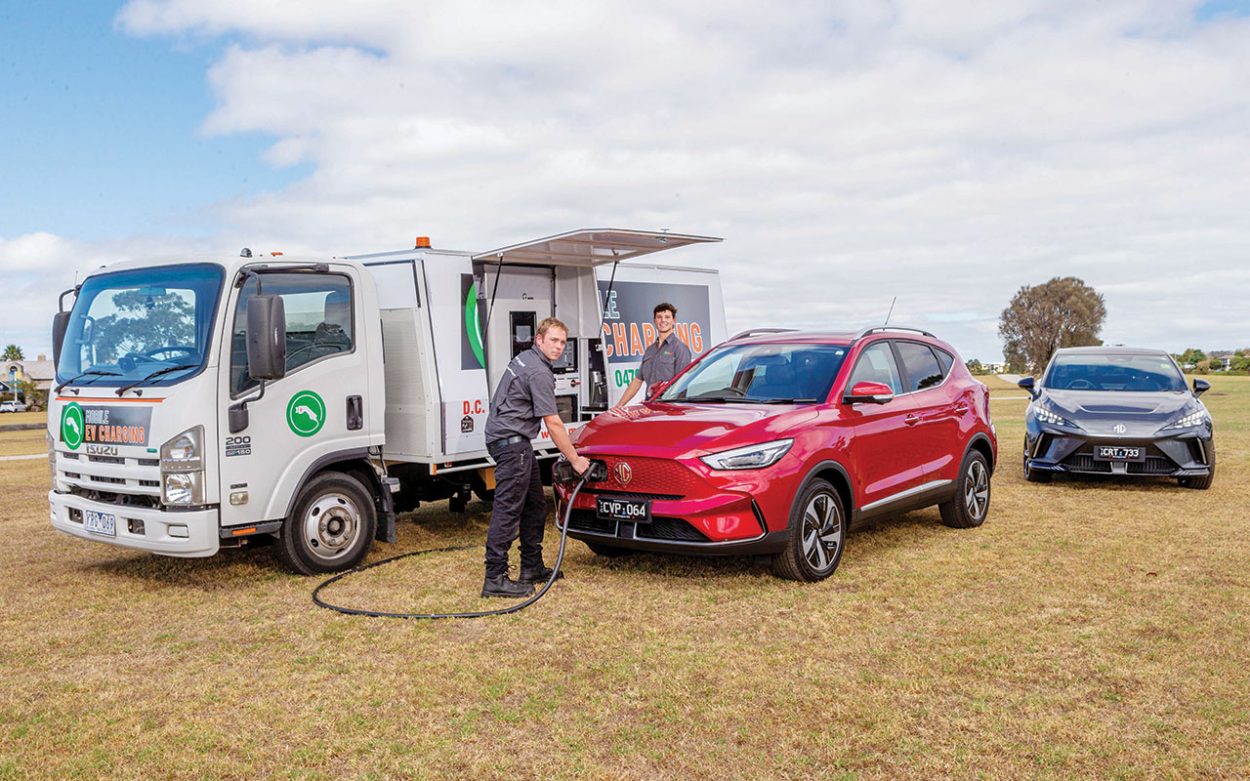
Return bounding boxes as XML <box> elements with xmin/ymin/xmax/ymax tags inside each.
<box><xmin>596</xmin><ymin>496</ymin><xmax>651</xmax><ymax>524</ymax></box>
<box><xmin>84</xmin><ymin>510</ymin><xmax>117</xmax><ymax>537</ymax></box>
<box><xmin>1096</xmin><ymin>446</ymin><xmax>1143</xmax><ymax>462</ymax></box>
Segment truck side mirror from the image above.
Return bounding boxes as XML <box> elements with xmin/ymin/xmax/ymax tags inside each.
<box><xmin>52</xmin><ymin>312</ymin><xmax>71</xmax><ymax>368</ymax></box>
<box><xmin>1017</xmin><ymin>376</ymin><xmax>1037</xmax><ymax>399</ymax></box>
<box><xmin>1193</xmin><ymin>378</ymin><xmax>1210</xmax><ymax>397</ymax></box>
<box><xmin>246</xmin><ymin>295</ymin><xmax>287</xmax><ymax>380</ymax></box>
<box><xmin>844</xmin><ymin>381</ymin><xmax>894</xmax><ymax>405</ymax></box>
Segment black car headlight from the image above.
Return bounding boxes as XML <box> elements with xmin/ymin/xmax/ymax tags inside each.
<box><xmin>1029</xmin><ymin>403</ymin><xmax>1078</xmax><ymax>429</ymax></box>
<box><xmin>1161</xmin><ymin>409</ymin><xmax>1209</xmax><ymax>431</ymax></box>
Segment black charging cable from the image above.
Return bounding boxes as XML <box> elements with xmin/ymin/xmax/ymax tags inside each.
<box><xmin>312</xmin><ymin>461</ymin><xmax>602</xmax><ymax>619</ymax></box>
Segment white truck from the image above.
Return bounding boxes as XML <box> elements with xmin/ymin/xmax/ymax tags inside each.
<box><xmin>47</xmin><ymin>229</ymin><xmax>726</xmax><ymax>573</ymax></box>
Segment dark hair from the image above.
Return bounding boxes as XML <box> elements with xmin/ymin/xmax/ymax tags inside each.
<box><xmin>653</xmin><ymin>302</ymin><xmax>677</xmax><ymax>317</ymax></box>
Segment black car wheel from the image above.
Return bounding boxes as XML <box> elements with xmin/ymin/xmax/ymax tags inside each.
<box><xmin>771</xmin><ymin>478</ymin><xmax>845</xmax><ymax>582</ymax></box>
<box><xmin>940</xmin><ymin>450</ymin><xmax>992</xmax><ymax>529</ymax></box>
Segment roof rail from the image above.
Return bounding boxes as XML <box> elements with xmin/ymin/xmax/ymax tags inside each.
<box><xmin>730</xmin><ymin>328</ymin><xmax>799</xmax><ymax>341</ymax></box>
<box><xmin>854</xmin><ymin>326</ymin><xmax>935</xmax><ymax>340</ymax></box>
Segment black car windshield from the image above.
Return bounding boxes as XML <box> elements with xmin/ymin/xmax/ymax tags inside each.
<box><xmin>55</xmin><ymin>264</ymin><xmax>224</xmax><ymax>388</ymax></box>
<box><xmin>1044</xmin><ymin>353</ymin><xmax>1187</xmax><ymax>392</ymax></box>
<box><xmin>659</xmin><ymin>343</ymin><xmax>848</xmax><ymax>403</ymax></box>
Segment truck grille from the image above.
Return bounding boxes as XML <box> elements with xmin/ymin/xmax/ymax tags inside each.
<box><xmin>56</xmin><ymin>450</ymin><xmax>161</xmax><ymax>497</ymax></box>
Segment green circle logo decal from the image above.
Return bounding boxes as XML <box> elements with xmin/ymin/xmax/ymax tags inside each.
<box><xmin>286</xmin><ymin>391</ymin><xmax>326</xmax><ymax>437</ymax></box>
<box><xmin>61</xmin><ymin>402</ymin><xmax>85</xmax><ymax>450</ymax></box>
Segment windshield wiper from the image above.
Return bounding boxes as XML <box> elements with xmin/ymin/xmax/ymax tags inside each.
<box><xmin>755</xmin><ymin>398</ymin><xmax>817</xmax><ymax>404</ymax></box>
<box><xmin>116</xmin><ymin>364</ymin><xmax>199</xmax><ymax>396</ymax></box>
<box><xmin>55</xmin><ymin>369</ymin><xmax>122</xmax><ymax>393</ymax></box>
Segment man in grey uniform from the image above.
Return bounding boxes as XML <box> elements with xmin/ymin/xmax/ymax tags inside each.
<box><xmin>613</xmin><ymin>302</ymin><xmax>693</xmax><ymax>409</ymax></box>
<box><xmin>482</xmin><ymin>316</ymin><xmax>590</xmax><ymax>598</ymax></box>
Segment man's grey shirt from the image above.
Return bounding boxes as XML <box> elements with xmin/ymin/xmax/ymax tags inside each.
<box><xmin>639</xmin><ymin>334</ymin><xmax>693</xmax><ymax>386</ymax></box>
<box><xmin>483</xmin><ymin>346</ymin><xmax>558</xmax><ymax>442</ymax></box>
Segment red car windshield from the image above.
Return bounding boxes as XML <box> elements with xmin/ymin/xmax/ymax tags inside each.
<box><xmin>659</xmin><ymin>343</ymin><xmax>849</xmax><ymax>403</ymax></box>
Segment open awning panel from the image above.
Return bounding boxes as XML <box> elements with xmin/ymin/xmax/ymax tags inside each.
<box><xmin>472</xmin><ymin>228</ymin><xmax>721</xmax><ymax>268</ymax></box>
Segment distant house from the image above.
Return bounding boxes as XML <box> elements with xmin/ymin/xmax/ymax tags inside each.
<box><xmin>3</xmin><ymin>356</ymin><xmax>56</xmax><ymax>399</ymax></box>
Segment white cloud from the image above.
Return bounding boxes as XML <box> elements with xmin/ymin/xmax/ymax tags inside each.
<box><xmin>78</xmin><ymin>1</ymin><xmax>1250</xmax><ymax>361</ymax></box>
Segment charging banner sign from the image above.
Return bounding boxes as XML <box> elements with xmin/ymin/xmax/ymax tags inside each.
<box><xmin>596</xmin><ymin>281</ymin><xmax>711</xmax><ymax>365</ymax></box>
<box><xmin>60</xmin><ymin>403</ymin><xmax>152</xmax><ymax>449</ymax></box>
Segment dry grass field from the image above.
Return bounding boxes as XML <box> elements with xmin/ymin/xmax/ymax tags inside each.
<box><xmin>1</xmin><ymin>377</ymin><xmax>1247</xmax><ymax>780</ymax></box>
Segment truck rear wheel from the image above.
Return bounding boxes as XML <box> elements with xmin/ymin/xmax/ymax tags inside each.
<box><xmin>277</xmin><ymin>471</ymin><xmax>376</xmax><ymax>575</ymax></box>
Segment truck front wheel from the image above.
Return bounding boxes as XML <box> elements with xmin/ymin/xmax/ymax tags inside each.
<box><xmin>277</xmin><ymin>471</ymin><xmax>377</xmax><ymax>575</ymax></box>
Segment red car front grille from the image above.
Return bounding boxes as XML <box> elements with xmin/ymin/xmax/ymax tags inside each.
<box><xmin>592</xmin><ymin>456</ymin><xmax>703</xmax><ymax>498</ymax></box>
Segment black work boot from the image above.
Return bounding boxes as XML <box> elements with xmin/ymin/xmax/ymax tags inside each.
<box><xmin>481</xmin><ymin>575</ymin><xmax>535</xmax><ymax>599</ymax></box>
<box><xmin>518</xmin><ymin>565</ymin><xmax>564</xmax><ymax>585</ymax></box>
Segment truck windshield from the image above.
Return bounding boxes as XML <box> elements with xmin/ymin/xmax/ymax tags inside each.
<box><xmin>659</xmin><ymin>343</ymin><xmax>848</xmax><ymax>403</ymax></box>
<box><xmin>56</xmin><ymin>264</ymin><xmax>225</xmax><ymax>389</ymax></box>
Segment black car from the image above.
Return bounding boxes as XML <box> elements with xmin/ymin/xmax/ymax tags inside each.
<box><xmin>1019</xmin><ymin>347</ymin><xmax>1214</xmax><ymax>489</ymax></box>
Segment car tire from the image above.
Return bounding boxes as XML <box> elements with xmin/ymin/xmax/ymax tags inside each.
<box><xmin>940</xmin><ymin>450</ymin><xmax>992</xmax><ymax>529</ymax></box>
<box><xmin>277</xmin><ymin>471</ymin><xmax>376</xmax><ymax>575</ymax></box>
<box><xmin>1023</xmin><ymin>458</ymin><xmax>1052</xmax><ymax>483</ymax></box>
<box><xmin>771</xmin><ymin>478</ymin><xmax>846</xmax><ymax>582</ymax></box>
<box><xmin>585</xmin><ymin>541</ymin><xmax>635</xmax><ymax>557</ymax></box>
<box><xmin>1023</xmin><ymin>440</ymin><xmax>1051</xmax><ymax>483</ymax></box>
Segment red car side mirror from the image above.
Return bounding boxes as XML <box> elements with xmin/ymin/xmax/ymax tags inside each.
<box><xmin>844</xmin><ymin>381</ymin><xmax>894</xmax><ymax>405</ymax></box>
<box><xmin>645</xmin><ymin>380</ymin><xmax>671</xmax><ymax>400</ymax></box>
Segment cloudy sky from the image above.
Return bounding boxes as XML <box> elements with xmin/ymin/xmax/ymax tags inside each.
<box><xmin>3</xmin><ymin>0</ymin><xmax>1249</xmax><ymax>364</ymax></box>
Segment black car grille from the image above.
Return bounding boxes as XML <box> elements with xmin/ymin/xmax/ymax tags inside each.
<box><xmin>637</xmin><ymin>518</ymin><xmax>709</xmax><ymax>542</ymax></box>
<box><xmin>569</xmin><ymin>510</ymin><xmax>616</xmax><ymax>534</ymax></box>
<box><xmin>1062</xmin><ymin>445</ymin><xmax>1179</xmax><ymax>475</ymax></box>
<box><xmin>568</xmin><ymin>510</ymin><xmax>710</xmax><ymax>542</ymax></box>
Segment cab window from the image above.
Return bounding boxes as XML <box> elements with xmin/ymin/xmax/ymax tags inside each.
<box><xmin>231</xmin><ymin>273</ymin><xmax>354</xmax><ymax>395</ymax></box>
<box><xmin>895</xmin><ymin>341</ymin><xmax>945</xmax><ymax>392</ymax></box>
<box><xmin>847</xmin><ymin>342</ymin><xmax>903</xmax><ymax>395</ymax></box>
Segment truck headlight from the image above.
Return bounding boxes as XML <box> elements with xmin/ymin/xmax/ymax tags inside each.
<box><xmin>161</xmin><ymin>426</ymin><xmax>205</xmax><ymax>505</ymax></box>
<box><xmin>161</xmin><ymin>426</ymin><xmax>203</xmax><ymax>470</ymax></box>
<box><xmin>700</xmin><ymin>439</ymin><xmax>793</xmax><ymax>471</ymax></box>
<box><xmin>163</xmin><ymin>472</ymin><xmax>203</xmax><ymax>506</ymax></box>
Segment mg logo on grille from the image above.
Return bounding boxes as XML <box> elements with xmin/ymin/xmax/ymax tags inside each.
<box><xmin>614</xmin><ymin>462</ymin><xmax>633</xmax><ymax>485</ymax></box>
<box><xmin>1113</xmin><ymin>424</ymin><xmax>1127</xmax><ymax>434</ymax></box>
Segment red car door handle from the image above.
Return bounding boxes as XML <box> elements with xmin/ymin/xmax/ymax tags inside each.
<box><xmin>904</xmin><ymin>414</ymin><xmax>920</xmax><ymax>426</ymax></box>
<box><xmin>953</xmin><ymin>404</ymin><xmax>969</xmax><ymax>415</ymax></box>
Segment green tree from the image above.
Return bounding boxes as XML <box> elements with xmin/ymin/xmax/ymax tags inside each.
<box><xmin>998</xmin><ymin>277</ymin><xmax>1106</xmax><ymax>375</ymax></box>
<box><xmin>965</xmin><ymin>358</ymin><xmax>987</xmax><ymax>375</ymax></box>
<box><xmin>1175</xmin><ymin>348</ymin><xmax>1207</xmax><ymax>366</ymax></box>
<box><xmin>2</xmin><ymin>344</ymin><xmax>23</xmax><ymax>361</ymax></box>
<box><xmin>91</xmin><ymin>289</ymin><xmax>196</xmax><ymax>364</ymax></box>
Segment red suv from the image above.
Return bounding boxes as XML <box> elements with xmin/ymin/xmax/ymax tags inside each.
<box><xmin>557</xmin><ymin>327</ymin><xmax>997</xmax><ymax>581</ymax></box>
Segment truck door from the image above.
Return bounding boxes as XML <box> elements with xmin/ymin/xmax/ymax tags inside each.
<box><xmin>218</xmin><ymin>268</ymin><xmax>372</xmax><ymax>528</ymax></box>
